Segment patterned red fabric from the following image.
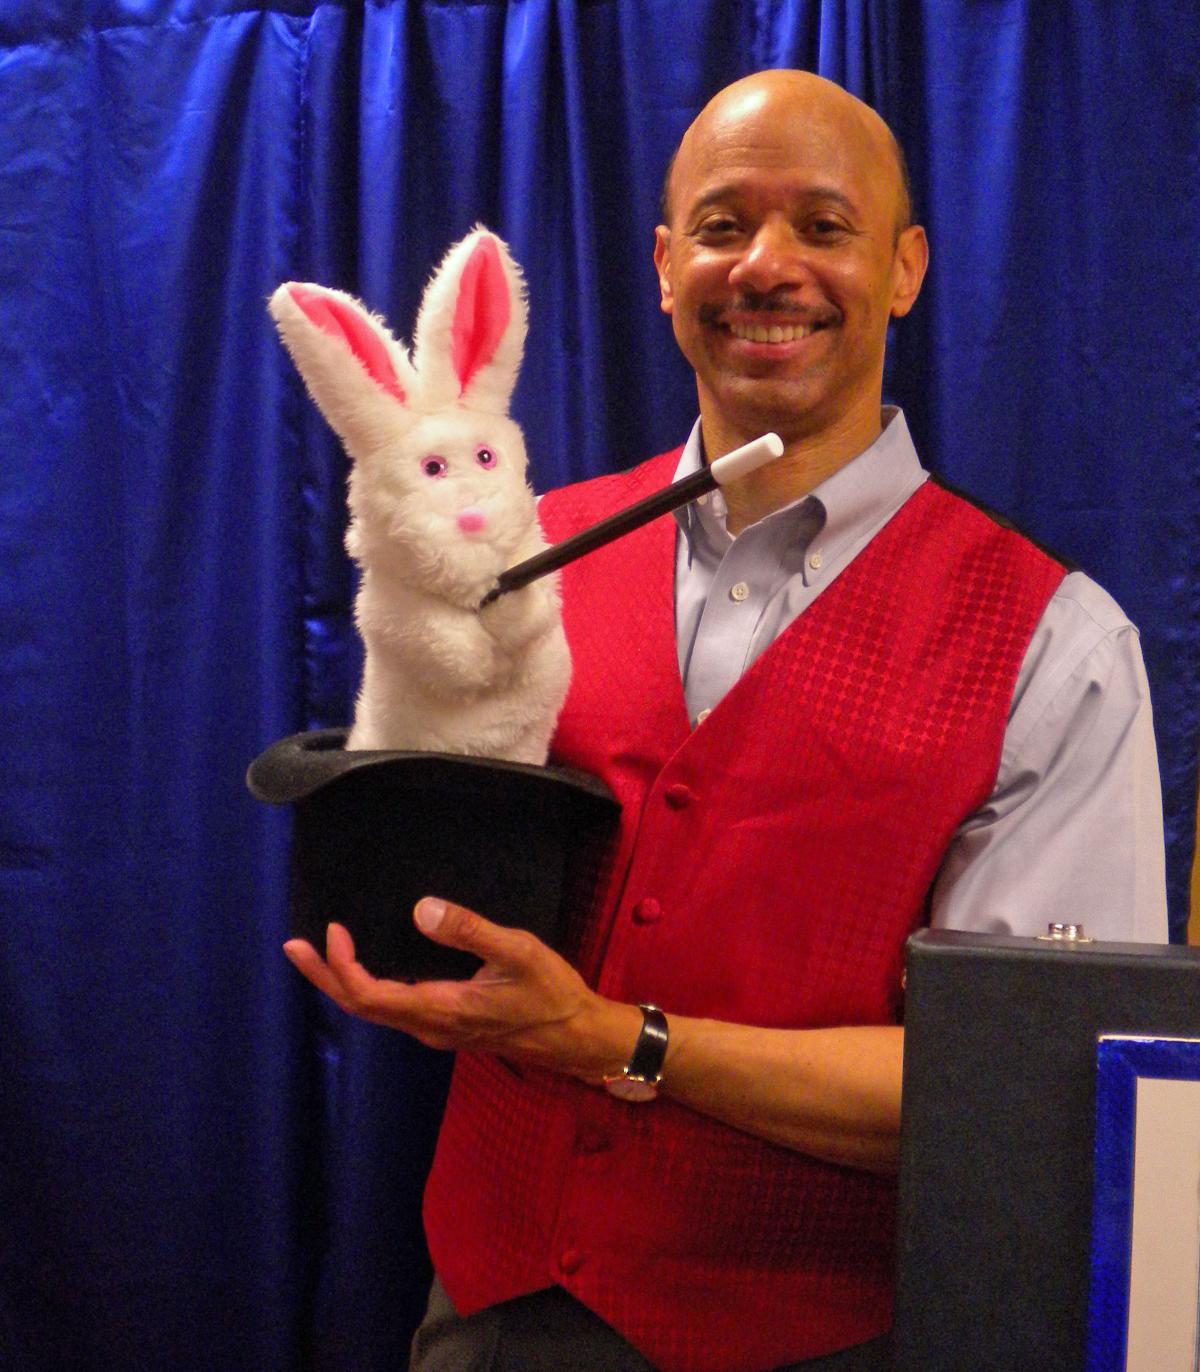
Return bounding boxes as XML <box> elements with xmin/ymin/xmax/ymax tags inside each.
<box><xmin>423</xmin><ymin>449</ymin><xmax>1066</xmax><ymax>1372</ymax></box>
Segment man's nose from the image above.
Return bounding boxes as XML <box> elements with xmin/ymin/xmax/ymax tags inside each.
<box><xmin>728</xmin><ymin>220</ymin><xmax>810</xmax><ymax>294</ymax></box>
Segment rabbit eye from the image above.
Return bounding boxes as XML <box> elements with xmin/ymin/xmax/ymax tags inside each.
<box><xmin>421</xmin><ymin>456</ymin><xmax>448</xmax><ymax>478</ymax></box>
<box><xmin>475</xmin><ymin>447</ymin><xmax>498</xmax><ymax>469</ymax></box>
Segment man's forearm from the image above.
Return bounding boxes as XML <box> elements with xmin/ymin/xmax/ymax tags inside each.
<box><xmin>662</xmin><ymin>1018</ymin><xmax>903</xmax><ymax>1171</ymax></box>
<box><xmin>583</xmin><ymin>997</ymin><xmax>904</xmax><ymax>1173</ymax></box>
<box><xmin>285</xmin><ymin>903</ymin><xmax>905</xmax><ymax>1174</ymax></box>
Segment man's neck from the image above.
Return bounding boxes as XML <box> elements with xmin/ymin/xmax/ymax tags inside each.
<box><xmin>701</xmin><ymin>404</ymin><xmax>884</xmax><ymax>535</ymax></box>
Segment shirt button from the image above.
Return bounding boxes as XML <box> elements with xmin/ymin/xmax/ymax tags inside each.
<box><xmin>576</xmin><ymin>1124</ymin><xmax>611</xmax><ymax>1155</ymax></box>
<box><xmin>632</xmin><ymin>897</ymin><xmax>662</xmax><ymax>925</ymax></box>
<box><xmin>665</xmin><ymin>783</ymin><xmax>695</xmax><ymax>809</ymax></box>
<box><xmin>559</xmin><ymin>1248</ymin><xmax>584</xmax><ymax>1275</ymax></box>
<box><xmin>808</xmin><ymin>550</ymin><xmax>823</xmax><ymax>570</ymax></box>
<box><xmin>730</xmin><ymin>581</ymin><xmax>749</xmax><ymax>602</ymax></box>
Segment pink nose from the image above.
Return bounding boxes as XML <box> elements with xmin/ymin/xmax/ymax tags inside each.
<box><xmin>456</xmin><ymin>507</ymin><xmax>487</xmax><ymax>534</ymax></box>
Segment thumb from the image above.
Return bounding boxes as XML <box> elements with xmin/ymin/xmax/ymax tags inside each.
<box><xmin>413</xmin><ymin>896</ymin><xmax>528</xmax><ymax>965</ymax></box>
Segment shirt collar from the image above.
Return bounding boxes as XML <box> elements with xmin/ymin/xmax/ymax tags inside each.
<box><xmin>672</xmin><ymin>407</ymin><xmax>927</xmax><ymax>567</ymax></box>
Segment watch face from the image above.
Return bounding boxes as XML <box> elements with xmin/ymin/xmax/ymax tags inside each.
<box><xmin>604</xmin><ymin>1074</ymin><xmax>659</xmax><ymax>1102</ymax></box>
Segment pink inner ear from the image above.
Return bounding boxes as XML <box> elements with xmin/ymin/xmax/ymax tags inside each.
<box><xmin>451</xmin><ymin>238</ymin><xmax>511</xmax><ymax>395</ymax></box>
<box><xmin>288</xmin><ymin>286</ymin><xmax>406</xmax><ymax>403</ymax></box>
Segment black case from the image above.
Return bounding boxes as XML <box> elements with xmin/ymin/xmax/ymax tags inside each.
<box><xmin>894</xmin><ymin>929</ymin><xmax>1200</xmax><ymax>1372</ymax></box>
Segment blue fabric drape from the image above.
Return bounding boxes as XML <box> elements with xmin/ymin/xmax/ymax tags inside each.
<box><xmin>1</xmin><ymin>3</ymin><xmax>1196</xmax><ymax>1368</ymax></box>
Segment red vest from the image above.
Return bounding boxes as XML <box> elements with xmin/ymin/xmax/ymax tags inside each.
<box><xmin>423</xmin><ymin>450</ymin><xmax>1065</xmax><ymax>1372</ymax></box>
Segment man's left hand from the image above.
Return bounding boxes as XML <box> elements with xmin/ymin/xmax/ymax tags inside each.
<box><xmin>284</xmin><ymin>897</ymin><xmax>905</xmax><ymax>1170</ymax></box>
<box><xmin>282</xmin><ymin>898</ymin><xmax>641</xmax><ymax>1082</ymax></box>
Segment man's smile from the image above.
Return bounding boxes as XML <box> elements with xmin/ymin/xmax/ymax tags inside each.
<box><xmin>698</xmin><ymin>296</ymin><xmax>841</xmax><ymax>352</ymax></box>
<box><xmin>724</xmin><ymin>318</ymin><xmax>829</xmax><ymax>343</ymax></box>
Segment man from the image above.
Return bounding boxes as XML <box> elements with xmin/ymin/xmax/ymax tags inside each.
<box><xmin>284</xmin><ymin>70</ymin><xmax>1166</xmax><ymax>1372</ymax></box>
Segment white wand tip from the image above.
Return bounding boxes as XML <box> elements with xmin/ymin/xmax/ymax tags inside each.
<box><xmin>709</xmin><ymin>433</ymin><xmax>784</xmax><ymax>486</ymax></box>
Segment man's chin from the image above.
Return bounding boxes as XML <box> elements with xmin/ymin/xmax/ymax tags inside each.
<box><xmin>712</xmin><ymin>377</ymin><xmax>831</xmax><ymax>438</ymax></box>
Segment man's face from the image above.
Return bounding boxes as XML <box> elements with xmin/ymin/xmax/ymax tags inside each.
<box><xmin>653</xmin><ymin>79</ymin><xmax>926</xmax><ymax>448</ymax></box>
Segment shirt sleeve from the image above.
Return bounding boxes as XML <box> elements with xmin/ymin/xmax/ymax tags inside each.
<box><xmin>928</xmin><ymin>572</ymin><xmax>1168</xmax><ymax>943</ymax></box>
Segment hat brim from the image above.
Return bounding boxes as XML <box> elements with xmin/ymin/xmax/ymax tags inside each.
<box><xmin>247</xmin><ymin>726</ymin><xmax>614</xmax><ymax>807</ymax></box>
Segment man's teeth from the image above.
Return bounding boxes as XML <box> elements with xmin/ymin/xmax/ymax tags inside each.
<box><xmin>728</xmin><ymin>321</ymin><xmax>819</xmax><ymax>343</ymax></box>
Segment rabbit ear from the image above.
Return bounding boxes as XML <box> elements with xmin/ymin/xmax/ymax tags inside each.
<box><xmin>268</xmin><ymin>283</ymin><xmax>416</xmax><ymax>457</ymax></box>
<box><xmin>411</xmin><ymin>228</ymin><xmax>527</xmax><ymax>414</ymax></box>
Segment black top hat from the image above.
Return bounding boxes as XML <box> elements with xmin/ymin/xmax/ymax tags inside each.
<box><xmin>248</xmin><ymin>729</ymin><xmax>620</xmax><ymax>981</ymax></box>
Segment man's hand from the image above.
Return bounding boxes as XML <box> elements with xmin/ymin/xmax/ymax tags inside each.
<box><xmin>284</xmin><ymin>898</ymin><xmax>903</xmax><ymax>1172</ymax></box>
<box><xmin>282</xmin><ymin>898</ymin><xmax>642</xmax><ymax>1082</ymax></box>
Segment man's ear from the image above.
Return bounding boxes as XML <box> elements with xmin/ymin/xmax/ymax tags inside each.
<box><xmin>653</xmin><ymin>226</ymin><xmax>674</xmax><ymax>315</ymax></box>
<box><xmin>889</xmin><ymin>224</ymin><xmax>929</xmax><ymax>319</ymax></box>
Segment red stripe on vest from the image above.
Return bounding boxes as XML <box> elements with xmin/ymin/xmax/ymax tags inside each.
<box><xmin>424</xmin><ymin>449</ymin><xmax>1065</xmax><ymax>1372</ymax></box>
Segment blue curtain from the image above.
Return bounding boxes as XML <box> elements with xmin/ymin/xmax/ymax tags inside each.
<box><xmin>1</xmin><ymin>3</ymin><xmax>1195</xmax><ymax>1368</ymax></box>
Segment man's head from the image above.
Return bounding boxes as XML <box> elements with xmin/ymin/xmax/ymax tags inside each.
<box><xmin>653</xmin><ymin>70</ymin><xmax>928</xmax><ymax>457</ymax></box>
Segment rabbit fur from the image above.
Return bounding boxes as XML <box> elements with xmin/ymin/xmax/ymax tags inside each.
<box><xmin>269</xmin><ymin>228</ymin><xmax>570</xmax><ymax>764</ymax></box>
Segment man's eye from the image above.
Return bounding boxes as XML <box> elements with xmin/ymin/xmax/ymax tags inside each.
<box><xmin>808</xmin><ymin>218</ymin><xmax>849</xmax><ymax>239</ymax></box>
<box><xmin>696</xmin><ymin>217</ymin><xmax>741</xmax><ymax>241</ymax></box>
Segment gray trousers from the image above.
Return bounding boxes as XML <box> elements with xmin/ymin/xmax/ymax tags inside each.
<box><xmin>409</xmin><ymin>1277</ymin><xmax>892</xmax><ymax>1372</ymax></box>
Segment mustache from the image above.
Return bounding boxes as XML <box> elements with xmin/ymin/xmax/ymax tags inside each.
<box><xmin>699</xmin><ymin>295</ymin><xmax>842</xmax><ymax>327</ymax></box>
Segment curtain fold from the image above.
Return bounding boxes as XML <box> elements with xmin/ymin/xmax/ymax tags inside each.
<box><xmin>2</xmin><ymin>10</ymin><xmax>326</xmax><ymax>1371</ymax></box>
<box><xmin>0</xmin><ymin>3</ymin><xmax>1195</xmax><ymax>1368</ymax></box>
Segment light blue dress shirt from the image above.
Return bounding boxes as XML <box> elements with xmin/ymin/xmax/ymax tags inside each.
<box><xmin>671</xmin><ymin>409</ymin><xmax>1167</xmax><ymax>943</ymax></box>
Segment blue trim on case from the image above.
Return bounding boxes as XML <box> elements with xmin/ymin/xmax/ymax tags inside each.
<box><xmin>1087</xmin><ymin>1038</ymin><xmax>1200</xmax><ymax>1371</ymax></box>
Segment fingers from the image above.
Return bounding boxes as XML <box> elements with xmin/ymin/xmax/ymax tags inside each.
<box><xmin>280</xmin><ymin>903</ymin><xmax>556</xmax><ymax>1052</ymax></box>
<box><xmin>322</xmin><ymin>922</ymin><xmax>388</xmax><ymax>1006</ymax></box>
<box><xmin>284</xmin><ymin>900</ymin><xmax>538</xmax><ymax>992</ymax></box>
<box><xmin>319</xmin><ymin>923</ymin><xmax>423</xmax><ymax>1024</ymax></box>
<box><xmin>283</xmin><ymin>925</ymin><xmax>459</xmax><ymax>1039</ymax></box>
<box><xmin>282</xmin><ymin>926</ymin><xmax>379</xmax><ymax>1011</ymax></box>
<box><xmin>413</xmin><ymin>896</ymin><xmax>539</xmax><ymax>967</ymax></box>
<box><xmin>282</xmin><ymin>935</ymin><xmax>355</xmax><ymax>1008</ymax></box>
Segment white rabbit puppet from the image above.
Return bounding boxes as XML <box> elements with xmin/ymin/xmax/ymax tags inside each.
<box><xmin>268</xmin><ymin>228</ymin><xmax>570</xmax><ymax>764</ymax></box>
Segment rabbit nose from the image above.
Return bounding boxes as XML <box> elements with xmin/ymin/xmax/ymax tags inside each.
<box><xmin>457</xmin><ymin>507</ymin><xmax>487</xmax><ymax>534</ymax></box>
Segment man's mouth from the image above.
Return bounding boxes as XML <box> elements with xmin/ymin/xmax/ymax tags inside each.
<box><xmin>725</xmin><ymin>319</ymin><xmax>826</xmax><ymax>343</ymax></box>
<box><xmin>700</xmin><ymin>298</ymin><xmax>839</xmax><ymax>345</ymax></box>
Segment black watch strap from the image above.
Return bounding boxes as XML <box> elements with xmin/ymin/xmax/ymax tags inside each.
<box><xmin>627</xmin><ymin>1004</ymin><xmax>669</xmax><ymax>1080</ymax></box>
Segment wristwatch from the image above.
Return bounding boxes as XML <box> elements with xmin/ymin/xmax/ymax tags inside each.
<box><xmin>603</xmin><ymin>1004</ymin><xmax>669</xmax><ymax>1102</ymax></box>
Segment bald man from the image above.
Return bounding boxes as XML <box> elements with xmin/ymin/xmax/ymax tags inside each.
<box><xmin>286</xmin><ymin>71</ymin><xmax>1166</xmax><ymax>1372</ymax></box>
<box><xmin>653</xmin><ymin>69</ymin><xmax>926</xmax><ymax>523</ymax></box>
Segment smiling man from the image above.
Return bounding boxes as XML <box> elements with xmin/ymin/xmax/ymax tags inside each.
<box><xmin>285</xmin><ymin>70</ymin><xmax>1166</xmax><ymax>1372</ymax></box>
<box><xmin>653</xmin><ymin>71</ymin><xmax>926</xmax><ymax>528</ymax></box>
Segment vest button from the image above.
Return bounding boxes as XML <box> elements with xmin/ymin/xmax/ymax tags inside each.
<box><xmin>576</xmin><ymin>1124</ymin><xmax>611</xmax><ymax>1155</ymax></box>
<box><xmin>632</xmin><ymin>897</ymin><xmax>662</xmax><ymax>925</ymax></box>
<box><xmin>559</xmin><ymin>1247</ymin><xmax>584</xmax><ymax>1275</ymax></box>
<box><xmin>664</xmin><ymin>783</ymin><xmax>694</xmax><ymax>809</ymax></box>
